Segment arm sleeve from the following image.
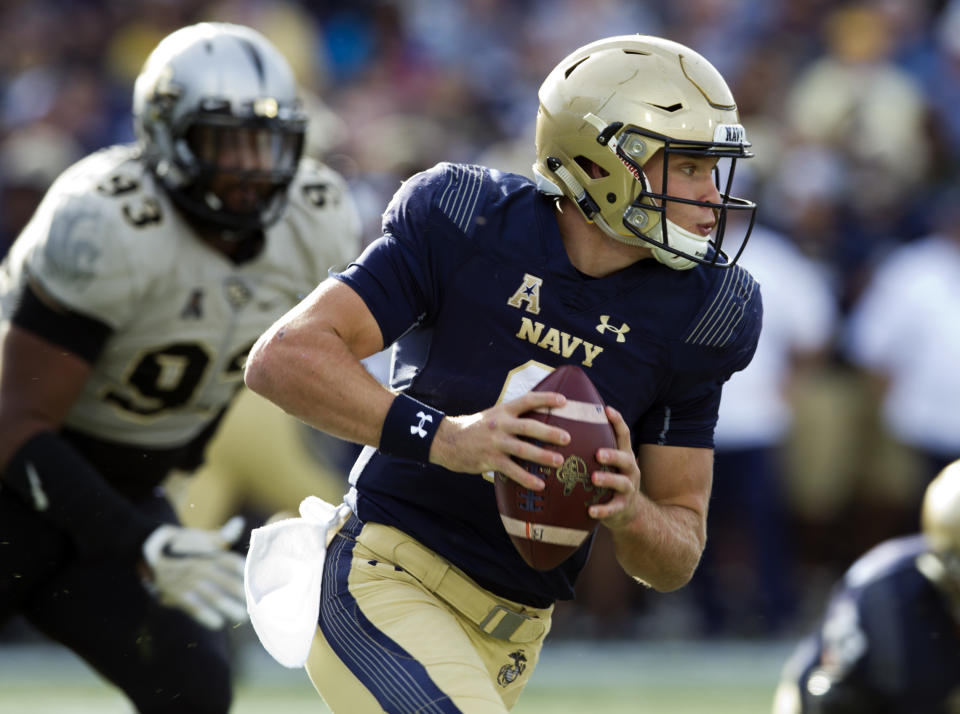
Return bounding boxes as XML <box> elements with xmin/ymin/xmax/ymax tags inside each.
<box><xmin>11</xmin><ymin>280</ymin><xmax>112</xmax><ymax>362</ymax></box>
<box><xmin>20</xmin><ymin>191</ymin><xmax>140</xmax><ymax>330</ymax></box>
<box><xmin>634</xmin><ymin>379</ymin><xmax>724</xmax><ymax>448</ymax></box>
<box><xmin>639</xmin><ymin>265</ymin><xmax>764</xmax><ymax>448</ymax></box>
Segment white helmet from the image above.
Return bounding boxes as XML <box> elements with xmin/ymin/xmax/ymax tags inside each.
<box><xmin>133</xmin><ymin>22</ymin><xmax>307</xmax><ymax>232</ymax></box>
<box><xmin>534</xmin><ymin>35</ymin><xmax>756</xmax><ymax>270</ymax></box>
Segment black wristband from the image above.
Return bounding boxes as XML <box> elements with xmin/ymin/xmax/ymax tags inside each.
<box><xmin>2</xmin><ymin>432</ymin><xmax>159</xmax><ymax>559</ymax></box>
<box><xmin>378</xmin><ymin>393</ymin><xmax>445</xmax><ymax>464</ymax></box>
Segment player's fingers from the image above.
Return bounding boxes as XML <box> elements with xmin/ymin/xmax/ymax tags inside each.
<box><xmin>588</xmin><ymin>497</ymin><xmax>621</xmax><ymax>521</ymax></box>
<box><xmin>179</xmin><ymin>590</ymin><xmax>225</xmax><ymax>629</ymax></box>
<box><xmin>507</xmin><ymin>433</ymin><xmax>563</xmax><ymax>470</ymax></box>
<box><xmin>218</xmin><ymin>515</ymin><xmax>246</xmax><ymax>544</ymax></box>
<box><xmin>207</xmin><ymin>556</ymin><xmax>246</xmax><ymax>593</ymax></box>
<box><xmin>512</xmin><ymin>416</ymin><xmax>570</xmax><ymax>447</ymax></box>
<box><xmin>596</xmin><ymin>444</ymin><xmax>635</xmax><ymax>474</ymax></box>
<box><xmin>195</xmin><ymin>579</ymin><xmax>249</xmax><ymax>623</ymax></box>
<box><xmin>496</xmin><ymin>451</ymin><xmax>549</xmax><ymax>491</ymax></box>
<box><xmin>590</xmin><ymin>466</ymin><xmax>634</xmax><ymax>493</ymax></box>
<box><xmin>605</xmin><ymin>405</ymin><xmax>632</xmax><ymax>453</ymax></box>
<box><xmin>500</xmin><ymin>465</ymin><xmax>545</xmax><ymax>492</ymax></box>
<box><xmin>507</xmin><ymin>390</ymin><xmax>566</xmax><ymax>415</ymax></box>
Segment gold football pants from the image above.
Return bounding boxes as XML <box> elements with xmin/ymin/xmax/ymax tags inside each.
<box><xmin>305</xmin><ymin>515</ymin><xmax>552</xmax><ymax>713</ymax></box>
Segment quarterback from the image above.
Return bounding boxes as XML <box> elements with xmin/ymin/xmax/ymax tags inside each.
<box><xmin>245</xmin><ymin>35</ymin><xmax>762</xmax><ymax>712</ymax></box>
<box><xmin>0</xmin><ymin>22</ymin><xmax>360</xmax><ymax>713</ymax></box>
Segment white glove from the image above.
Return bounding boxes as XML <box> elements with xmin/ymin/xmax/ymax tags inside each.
<box><xmin>141</xmin><ymin>516</ymin><xmax>248</xmax><ymax>629</ymax></box>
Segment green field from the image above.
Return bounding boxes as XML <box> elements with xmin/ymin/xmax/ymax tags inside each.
<box><xmin>0</xmin><ymin>639</ymin><xmax>788</xmax><ymax>713</ymax></box>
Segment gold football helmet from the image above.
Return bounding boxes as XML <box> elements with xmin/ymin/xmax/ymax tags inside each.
<box><xmin>918</xmin><ymin>459</ymin><xmax>960</xmax><ymax>616</ymax></box>
<box><xmin>534</xmin><ymin>35</ymin><xmax>756</xmax><ymax>270</ymax></box>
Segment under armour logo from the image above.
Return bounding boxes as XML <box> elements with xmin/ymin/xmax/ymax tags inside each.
<box><xmin>410</xmin><ymin>411</ymin><xmax>433</xmax><ymax>438</ymax></box>
<box><xmin>596</xmin><ymin>315</ymin><xmax>630</xmax><ymax>342</ymax></box>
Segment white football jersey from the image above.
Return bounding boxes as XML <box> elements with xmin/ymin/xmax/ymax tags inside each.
<box><xmin>0</xmin><ymin>144</ymin><xmax>361</xmax><ymax>448</ymax></box>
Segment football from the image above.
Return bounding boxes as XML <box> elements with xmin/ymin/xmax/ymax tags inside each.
<box><xmin>494</xmin><ymin>365</ymin><xmax>616</xmax><ymax>571</ymax></box>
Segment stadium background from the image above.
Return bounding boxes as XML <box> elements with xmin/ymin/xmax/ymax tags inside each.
<box><xmin>3</xmin><ymin>0</ymin><xmax>960</xmax><ymax>711</ymax></box>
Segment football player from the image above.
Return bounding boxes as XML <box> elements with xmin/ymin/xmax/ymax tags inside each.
<box><xmin>0</xmin><ymin>22</ymin><xmax>360</xmax><ymax>713</ymax></box>
<box><xmin>772</xmin><ymin>459</ymin><xmax>960</xmax><ymax>714</ymax></box>
<box><xmin>245</xmin><ymin>35</ymin><xmax>762</xmax><ymax>712</ymax></box>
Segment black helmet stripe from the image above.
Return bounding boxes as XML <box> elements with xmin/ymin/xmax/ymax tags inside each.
<box><xmin>238</xmin><ymin>38</ymin><xmax>266</xmax><ymax>90</ymax></box>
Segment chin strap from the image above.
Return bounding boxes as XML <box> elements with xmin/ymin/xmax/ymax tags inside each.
<box><xmin>648</xmin><ymin>219</ymin><xmax>709</xmax><ymax>271</ymax></box>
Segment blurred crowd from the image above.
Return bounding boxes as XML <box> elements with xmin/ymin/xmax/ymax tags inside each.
<box><xmin>3</xmin><ymin>0</ymin><xmax>960</xmax><ymax>642</ymax></box>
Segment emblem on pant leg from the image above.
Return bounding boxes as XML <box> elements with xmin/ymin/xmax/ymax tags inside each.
<box><xmin>497</xmin><ymin>649</ymin><xmax>527</xmax><ymax>686</ymax></box>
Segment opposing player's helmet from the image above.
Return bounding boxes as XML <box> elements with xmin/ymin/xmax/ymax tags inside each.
<box><xmin>918</xmin><ymin>460</ymin><xmax>960</xmax><ymax>616</ymax></box>
<box><xmin>534</xmin><ymin>35</ymin><xmax>756</xmax><ymax>270</ymax></box>
<box><xmin>133</xmin><ymin>22</ymin><xmax>307</xmax><ymax>232</ymax></box>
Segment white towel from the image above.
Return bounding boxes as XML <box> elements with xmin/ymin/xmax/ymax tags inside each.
<box><xmin>244</xmin><ymin>497</ymin><xmax>351</xmax><ymax>668</ymax></box>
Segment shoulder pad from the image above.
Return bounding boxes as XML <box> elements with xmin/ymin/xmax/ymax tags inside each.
<box><xmin>845</xmin><ymin>535</ymin><xmax>927</xmax><ymax>590</ymax></box>
<box><xmin>384</xmin><ymin>162</ymin><xmax>489</xmax><ymax>238</ymax></box>
<box><xmin>287</xmin><ymin>157</ymin><xmax>352</xmax><ymax>212</ymax></box>
<box><xmin>432</xmin><ymin>162</ymin><xmax>486</xmax><ymax>233</ymax></box>
<box><xmin>16</xmin><ymin>146</ymin><xmax>171</xmax><ymax>327</ymax></box>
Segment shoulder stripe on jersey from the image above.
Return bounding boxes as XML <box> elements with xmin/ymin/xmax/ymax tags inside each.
<box><xmin>437</xmin><ymin>165</ymin><xmax>484</xmax><ymax>234</ymax></box>
<box><xmin>657</xmin><ymin>406</ymin><xmax>672</xmax><ymax>445</ymax></box>
<box><xmin>683</xmin><ymin>265</ymin><xmax>758</xmax><ymax>348</ymax></box>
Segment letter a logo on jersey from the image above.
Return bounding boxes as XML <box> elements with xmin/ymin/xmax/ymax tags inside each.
<box><xmin>507</xmin><ymin>274</ymin><xmax>543</xmax><ymax>315</ymax></box>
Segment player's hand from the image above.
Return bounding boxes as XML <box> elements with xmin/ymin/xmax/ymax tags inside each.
<box><xmin>141</xmin><ymin>516</ymin><xmax>248</xmax><ymax>629</ymax></box>
<box><xmin>430</xmin><ymin>391</ymin><xmax>571</xmax><ymax>490</ymax></box>
<box><xmin>588</xmin><ymin>405</ymin><xmax>643</xmax><ymax>529</ymax></box>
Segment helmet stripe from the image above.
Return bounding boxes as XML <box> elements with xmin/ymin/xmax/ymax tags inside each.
<box><xmin>238</xmin><ymin>38</ymin><xmax>266</xmax><ymax>91</ymax></box>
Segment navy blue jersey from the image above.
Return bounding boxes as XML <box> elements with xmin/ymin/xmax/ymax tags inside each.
<box><xmin>785</xmin><ymin>535</ymin><xmax>960</xmax><ymax>713</ymax></box>
<box><xmin>335</xmin><ymin>163</ymin><xmax>762</xmax><ymax>606</ymax></box>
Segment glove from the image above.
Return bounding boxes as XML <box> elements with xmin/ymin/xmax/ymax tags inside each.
<box><xmin>141</xmin><ymin>516</ymin><xmax>248</xmax><ymax>629</ymax></box>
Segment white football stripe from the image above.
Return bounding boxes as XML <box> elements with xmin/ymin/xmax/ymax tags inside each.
<box><xmin>499</xmin><ymin>514</ymin><xmax>590</xmax><ymax>546</ymax></box>
<box><xmin>533</xmin><ymin>400</ymin><xmax>607</xmax><ymax>424</ymax></box>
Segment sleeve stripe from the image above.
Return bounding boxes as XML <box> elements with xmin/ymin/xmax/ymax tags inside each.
<box><xmin>656</xmin><ymin>406</ymin><xmax>672</xmax><ymax>445</ymax></box>
<box><xmin>437</xmin><ymin>165</ymin><xmax>483</xmax><ymax>233</ymax></box>
<box><xmin>684</xmin><ymin>265</ymin><xmax>757</xmax><ymax>348</ymax></box>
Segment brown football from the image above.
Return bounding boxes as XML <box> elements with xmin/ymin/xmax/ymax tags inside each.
<box><xmin>494</xmin><ymin>365</ymin><xmax>616</xmax><ymax>571</ymax></box>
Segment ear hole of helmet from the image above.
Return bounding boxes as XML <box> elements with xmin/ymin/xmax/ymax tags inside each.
<box><xmin>573</xmin><ymin>155</ymin><xmax>609</xmax><ymax>179</ymax></box>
